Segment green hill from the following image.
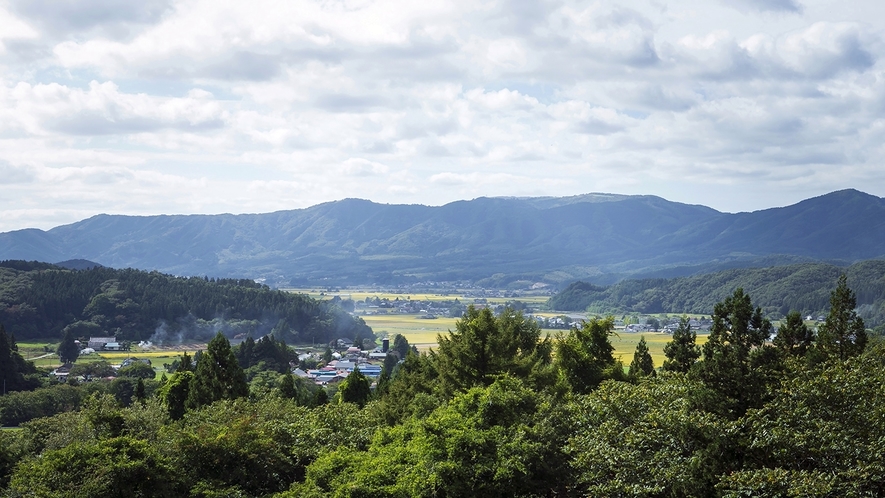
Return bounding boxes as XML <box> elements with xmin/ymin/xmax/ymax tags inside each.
<box><xmin>548</xmin><ymin>260</ymin><xmax>885</xmax><ymax>327</ymax></box>
<box><xmin>0</xmin><ymin>261</ymin><xmax>371</xmax><ymax>344</ymax></box>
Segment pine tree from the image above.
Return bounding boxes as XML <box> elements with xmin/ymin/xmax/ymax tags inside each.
<box><xmin>186</xmin><ymin>332</ymin><xmax>248</xmax><ymax>410</ymax></box>
<box><xmin>693</xmin><ymin>288</ymin><xmax>774</xmax><ymax>417</ymax></box>
<box><xmin>773</xmin><ymin>310</ymin><xmax>814</xmax><ymax>357</ymax></box>
<box><xmin>816</xmin><ymin>275</ymin><xmax>867</xmax><ymax>361</ymax></box>
<box><xmin>629</xmin><ymin>336</ymin><xmax>655</xmax><ymax>378</ymax></box>
<box><xmin>57</xmin><ymin>329</ymin><xmax>80</xmax><ymax>365</ymax></box>
<box><xmin>662</xmin><ymin>317</ymin><xmax>700</xmax><ymax>373</ymax></box>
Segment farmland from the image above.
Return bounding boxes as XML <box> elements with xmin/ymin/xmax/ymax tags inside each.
<box><xmin>361</xmin><ymin>313</ymin><xmax>708</xmax><ymax>367</ymax></box>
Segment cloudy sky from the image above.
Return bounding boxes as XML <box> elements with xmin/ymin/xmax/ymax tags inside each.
<box><xmin>1</xmin><ymin>0</ymin><xmax>884</xmax><ymax>232</ymax></box>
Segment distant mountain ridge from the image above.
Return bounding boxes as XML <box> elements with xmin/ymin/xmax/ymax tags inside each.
<box><xmin>1</xmin><ymin>189</ymin><xmax>883</xmax><ymax>286</ymax></box>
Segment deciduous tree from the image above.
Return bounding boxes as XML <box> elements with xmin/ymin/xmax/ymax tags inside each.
<box><xmin>56</xmin><ymin>329</ymin><xmax>79</xmax><ymax>365</ymax></box>
<box><xmin>338</xmin><ymin>368</ymin><xmax>371</xmax><ymax>407</ymax></box>
<box><xmin>554</xmin><ymin>316</ymin><xmax>623</xmax><ymax>394</ymax></box>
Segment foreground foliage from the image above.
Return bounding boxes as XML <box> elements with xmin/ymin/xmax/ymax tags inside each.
<box><xmin>2</xmin><ymin>279</ymin><xmax>883</xmax><ymax>497</ymax></box>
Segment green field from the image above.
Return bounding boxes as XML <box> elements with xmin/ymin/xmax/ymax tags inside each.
<box><xmin>284</xmin><ymin>289</ymin><xmax>551</xmax><ymax>306</ymax></box>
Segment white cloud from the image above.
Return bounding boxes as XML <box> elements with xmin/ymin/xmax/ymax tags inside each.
<box><xmin>1</xmin><ymin>0</ymin><xmax>885</xmax><ymax>231</ymax></box>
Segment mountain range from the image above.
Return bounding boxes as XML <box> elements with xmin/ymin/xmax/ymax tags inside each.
<box><xmin>2</xmin><ymin>189</ymin><xmax>884</xmax><ymax>286</ymax></box>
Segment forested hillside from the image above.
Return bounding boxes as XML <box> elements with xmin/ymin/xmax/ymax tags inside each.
<box><xmin>549</xmin><ymin>260</ymin><xmax>885</xmax><ymax>327</ymax></box>
<box><xmin>0</xmin><ymin>261</ymin><xmax>371</xmax><ymax>343</ymax></box>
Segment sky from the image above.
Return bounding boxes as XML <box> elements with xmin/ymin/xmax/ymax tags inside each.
<box><xmin>2</xmin><ymin>0</ymin><xmax>885</xmax><ymax>232</ymax></box>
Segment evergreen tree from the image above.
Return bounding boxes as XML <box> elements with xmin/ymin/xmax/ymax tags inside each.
<box><xmin>0</xmin><ymin>325</ymin><xmax>24</xmax><ymax>395</ymax></box>
<box><xmin>773</xmin><ymin>311</ymin><xmax>814</xmax><ymax>357</ymax></box>
<box><xmin>178</xmin><ymin>351</ymin><xmax>194</xmax><ymax>372</ymax></box>
<box><xmin>629</xmin><ymin>336</ymin><xmax>655</xmax><ymax>378</ymax></box>
<box><xmin>662</xmin><ymin>317</ymin><xmax>701</xmax><ymax>373</ymax></box>
<box><xmin>393</xmin><ymin>334</ymin><xmax>411</xmax><ymax>359</ymax></box>
<box><xmin>236</xmin><ymin>336</ymin><xmax>256</xmax><ymax>369</ymax></box>
<box><xmin>693</xmin><ymin>288</ymin><xmax>775</xmax><ymax>417</ymax></box>
<box><xmin>57</xmin><ymin>329</ymin><xmax>80</xmax><ymax>365</ymax></box>
<box><xmin>816</xmin><ymin>275</ymin><xmax>867</xmax><ymax>361</ymax></box>
<box><xmin>554</xmin><ymin>316</ymin><xmax>622</xmax><ymax>394</ymax></box>
<box><xmin>187</xmin><ymin>332</ymin><xmax>248</xmax><ymax>410</ymax></box>
<box><xmin>432</xmin><ymin>306</ymin><xmax>553</xmax><ymax>396</ymax></box>
<box><xmin>278</xmin><ymin>372</ymin><xmax>298</xmax><ymax>400</ymax></box>
<box><xmin>135</xmin><ymin>378</ymin><xmax>146</xmax><ymax>405</ymax></box>
<box><xmin>338</xmin><ymin>368</ymin><xmax>371</xmax><ymax>407</ymax></box>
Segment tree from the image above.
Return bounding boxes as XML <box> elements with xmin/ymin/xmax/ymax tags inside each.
<box><xmin>134</xmin><ymin>378</ymin><xmax>146</xmax><ymax>405</ymax></box>
<box><xmin>432</xmin><ymin>306</ymin><xmax>553</xmax><ymax>396</ymax></box>
<box><xmin>338</xmin><ymin>368</ymin><xmax>371</xmax><ymax>407</ymax></box>
<box><xmin>0</xmin><ymin>324</ymin><xmax>36</xmax><ymax>395</ymax></box>
<box><xmin>278</xmin><ymin>372</ymin><xmax>298</xmax><ymax>400</ymax></box>
<box><xmin>57</xmin><ymin>329</ymin><xmax>80</xmax><ymax>365</ymax></box>
<box><xmin>117</xmin><ymin>362</ymin><xmax>156</xmax><ymax>380</ymax></box>
<box><xmin>178</xmin><ymin>351</ymin><xmax>194</xmax><ymax>372</ymax></box>
<box><xmin>187</xmin><ymin>332</ymin><xmax>248</xmax><ymax>410</ymax></box>
<box><xmin>393</xmin><ymin>334</ymin><xmax>411</xmax><ymax>359</ymax></box>
<box><xmin>816</xmin><ymin>275</ymin><xmax>867</xmax><ymax>361</ymax></box>
<box><xmin>554</xmin><ymin>316</ymin><xmax>622</xmax><ymax>394</ymax></box>
<box><xmin>692</xmin><ymin>288</ymin><xmax>775</xmax><ymax>417</ymax></box>
<box><xmin>159</xmin><ymin>371</ymin><xmax>194</xmax><ymax>420</ymax></box>
<box><xmin>773</xmin><ymin>310</ymin><xmax>814</xmax><ymax>357</ymax></box>
<box><xmin>8</xmin><ymin>436</ymin><xmax>187</xmax><ymax>497</ymax></box>
<box><xmin>629</xmin><ymin>336</ymin><xmax>655</xmax><ymax>378</ymax></box>
<box><xmin>662</xmin><ymin>317</ymin><xmax>701</xmax><ymax>373</ymax></box>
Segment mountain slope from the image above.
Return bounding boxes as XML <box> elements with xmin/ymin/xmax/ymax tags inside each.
<box><xmin>1</xmin><ymin>189</ymin><xmax>883</xmax><ymax>285</ymax></box>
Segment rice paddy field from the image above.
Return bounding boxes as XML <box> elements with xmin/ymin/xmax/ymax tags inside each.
<box><xmin>362</xmin><ymin>314</ymin><xmax>709</xmax><ymax>368</ymax></box>
<box><xmin>17</xmin><ymin>342</ymin><xmax>201</xmax><ymax>380</ymax></box>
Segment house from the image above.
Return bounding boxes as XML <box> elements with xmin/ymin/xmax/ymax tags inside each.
<box><xmin>103</xmin><ymin>342</ymin><xmax>123</xmax><ymax>351</ymax></box>
<box><xmin>88</xmin><ymin>337</ymin><xmax>116</xmax><ymax>349</ymax></box>
<box><xmin>51</xmin><ymin>364</ymin><xmax>72</xmax><ymax>382</ymax></box>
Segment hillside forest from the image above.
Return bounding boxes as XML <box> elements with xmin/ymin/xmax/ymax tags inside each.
<box><xmin>0</xmin><ymin>260</ymin><xmax>372</xmax><ymax>345</ymax></box>
<box><xmin>548</xmin><ymin>260</ymin><xmax>885</xmax><ymax>331</ymax></box>
<box><xmin>1</xmin><ymin>271</ymin><xmax>883</xmax><ymax>496</ymax></box>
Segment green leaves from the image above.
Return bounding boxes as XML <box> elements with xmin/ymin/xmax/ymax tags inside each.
<box><xmin>816</xmin><ymin>274</ymin><xmax>868</xmax><ymax>361</ymax></box>
<box><xmin>662</xmin><ymin>316</ymin><xmax>700</xmax><ymax>373</ymax></box>
<box><xmin>433</xmin><ymin>306</ymin><xmax>553</xmax><ymax>396</ymax></box>
<box><xmin>186</xmin><ymin>332</ymin><xmax>248</xmax><ymax>411</ymax></box>
<box><xmin>554</xmin><ymin>316</ymin><xmax>622</xmax><ymax>394</ymax></box>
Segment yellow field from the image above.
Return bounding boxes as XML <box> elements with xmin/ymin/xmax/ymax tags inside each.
<box><xmin>361</xmin><ymin>315</ymin><xmax>458</xmax><ymax>349</ymax></box>
<box><xmin>610</xmin><ymin>332</ymin><xmax>709</xmax><ymax>368</ymax></box>
<box><xmin>363</xmin><ymin>314</ymin><xmax>708</xmax><ymax>367</ymax></box>
<box><xmin>98</xmin><ymin>350</ymin><xmax>198</xmax><ymax>361</ymax></box>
